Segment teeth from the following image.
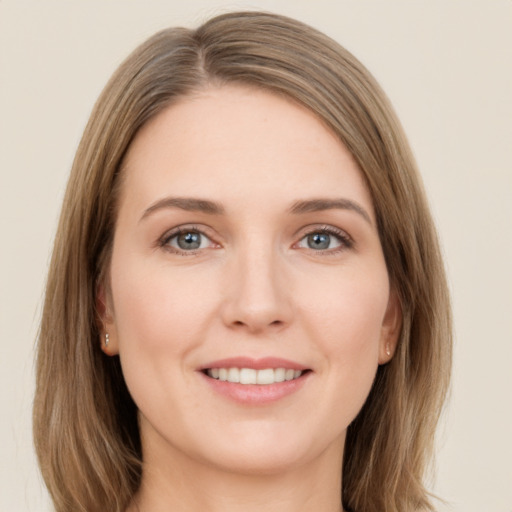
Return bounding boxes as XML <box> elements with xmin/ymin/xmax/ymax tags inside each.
<box><xmin>206</xmin><ymin>367</ymin><xmax>304</xmax><ymax>385</ymax></box>
<box><xmin>227</xmin><ymin>368</ymin><xmax>240</xmax><ymax>383</ymax></box>
<box><xmin>240</xmin><ymin>368</ymin><xmax>257</xmax><ymax>384</ymax></box>
<box><xmin>256</xmin><ymin>368</ymin><xmax>274</xmax><ymax>385</ymax></box>
<box><xmin>274</xmin><ymin>368</ymin><xmax>285</xmax><ymax>382</ymax></box>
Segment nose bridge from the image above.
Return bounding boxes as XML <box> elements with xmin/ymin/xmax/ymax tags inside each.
<box><xmin>222</xmin><ymin>235</ymin><xmax>291</xmax><ymax>332</ymax></box>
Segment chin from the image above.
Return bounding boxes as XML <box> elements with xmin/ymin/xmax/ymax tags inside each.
<box><xmin>193</xmin><ymin>421</ymin><xmax>343</xmax><ymax>476</ymax></box>
<box><xmin>205</xmin><ymin>446</ymin><xmax>311</xmax><ymax>476</ymax></box>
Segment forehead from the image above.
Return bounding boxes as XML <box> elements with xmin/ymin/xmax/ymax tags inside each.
<box><xmin>119</xmin><ymin>85</ymin><xmax>374</xmax><ymax>218</ymax></box>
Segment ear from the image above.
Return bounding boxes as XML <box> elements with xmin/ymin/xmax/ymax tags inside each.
<box><xmin>378</xmin><ymin>288</ymin><xmax>402</xmax><ymax>365</ymax></box>
<box><xmin>96</xmin><ymin>282</ymin><xmax>119</xmax><ymax>356</ymax></box>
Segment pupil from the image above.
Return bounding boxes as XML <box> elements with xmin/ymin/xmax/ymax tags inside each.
<box><xmin>308</xmin><ymin>233</ymin><xmax>330</xmax><ymax>250</ymax></box>
<box><xmin>178</xmin><ymin>232</ymin><xmax>201</xmax><ymax>250</ymax></box>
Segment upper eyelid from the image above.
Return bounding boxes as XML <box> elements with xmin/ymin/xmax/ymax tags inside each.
<box><xmin>295</xmin><ymin>224</ymin><xmax>353</xmax><ymax>241</ymax></box>
<box><xmin>159</xmin><ymin>224</ymin><xmax>215</xmax><ymax>242</ymax></box>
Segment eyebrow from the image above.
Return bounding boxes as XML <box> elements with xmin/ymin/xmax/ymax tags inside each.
<box><xmin>288</xmin><ymin>198</ymin><xmax>372</xmax><ymax>225</ymax></box>
<box><xmin>140</xmin><ymin>197</ymin><xmax>225</xmax><ymax>221</ymax></box>
<box><xmin>140</xmin><ymin>196</ymin><xmax>372</xmax><ymax>225</ymax></box>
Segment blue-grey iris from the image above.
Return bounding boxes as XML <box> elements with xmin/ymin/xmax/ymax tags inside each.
<box><xmin>308</xmin><ymin>233</ymin><xmax>330</xmax><ymax>250</ymax></box>
<box><xmin>177</xmin><ymin>232</ymin><xmax>201</xmax><ymax>250</ymax></box>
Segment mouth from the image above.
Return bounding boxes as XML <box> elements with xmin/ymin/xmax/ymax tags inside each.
<box><xmin>199</xmin><ymin>357</ymin><xmax>311</xmax><ymax>403</ymax></box>
<box><xmin>203</xmin><ymin>367</ymin><xmax>307</xmax><ymax>385</ymax></box>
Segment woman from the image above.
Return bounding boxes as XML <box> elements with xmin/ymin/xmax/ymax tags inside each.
<box><xmin>33</xmin><ymin>11</ymin><xmax>451</xmax><ymax>512</ymax></box>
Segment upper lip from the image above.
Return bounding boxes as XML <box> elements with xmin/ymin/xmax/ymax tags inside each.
<box><xmin>199</xmin><ymin>357</ymin><xmax>309</xmax><ymax>371</ymax></box>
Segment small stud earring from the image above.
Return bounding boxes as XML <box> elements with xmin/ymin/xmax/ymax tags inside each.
<box><xmin>105</xmin><ymin>333</ymin><xmax>110</xmax><ymax>347</ymax></box>
<box><xmin>385</xmin><ymin>344</ymin><xmax>391</xmax><ymax>357</ymax></box>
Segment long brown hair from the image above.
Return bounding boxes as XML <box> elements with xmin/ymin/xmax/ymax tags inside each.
<box><xmin>34</xmin><ymin>11</ymin><xmax>451</xmax><ymax>512</ymax></box>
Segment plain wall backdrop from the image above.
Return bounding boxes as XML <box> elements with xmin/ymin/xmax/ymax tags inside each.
<box><xmin>1</xmin><ymin>1</ymin><xmax>511</xmax><ymax>510</ymax></box>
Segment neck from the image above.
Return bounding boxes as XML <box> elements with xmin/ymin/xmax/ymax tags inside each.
<box><xmin>127</xmin><ymin>439</ymin><xmax>345</xmax><ymax>512</ymax></box>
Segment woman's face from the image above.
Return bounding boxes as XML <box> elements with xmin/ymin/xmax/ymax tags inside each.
<box><xmin>103</xmin><ymin>85</ymin><xmax>400</xmax><ymax>476</ymax></box>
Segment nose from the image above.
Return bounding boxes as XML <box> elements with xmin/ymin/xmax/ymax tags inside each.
<box><xmin>220</xmin><ymin>245</ymin><xmax>293</xmax><ymax>334</ymax></box>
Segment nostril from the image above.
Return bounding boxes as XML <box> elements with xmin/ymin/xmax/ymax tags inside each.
<box><xmin>231</xmin><ymin>319</ymin><xmax>284</xmax><ymax>330</ymax></box>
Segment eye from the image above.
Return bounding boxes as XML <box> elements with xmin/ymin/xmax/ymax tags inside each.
<box><xmin>296</xmin><ymin>227</ymin><xmax>352</xmax><ymax>252</ymax></box>
<box><xmin>160</xmin><ymin>228</ymin><xmax>215</xmax><ymax>253</ymax></box>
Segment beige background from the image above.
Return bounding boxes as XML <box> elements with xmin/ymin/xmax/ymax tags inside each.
<box><xmin>1</xmin><ymin>1</ymin><xmax>511</xmax><ymax>510</ymax></box>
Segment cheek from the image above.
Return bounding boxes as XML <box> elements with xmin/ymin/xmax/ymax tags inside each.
<box><xmin>301</xmin><ymin>264</ymin><xmax>389</xmax><ymax>344</ymax></box>
<box><xmin>298</xmin><ymin>266</ymin><xmax>389</xmax><ymax>391</ymax></box>
<box><xmin>109</xmin><ymin>258</ymin><xmax>218</xmax><ymax>420</ymax></box>
<box><xmin>110</xmin><ymin>256</ymin><xmax>217</xmax><ymax>361</ymax></box>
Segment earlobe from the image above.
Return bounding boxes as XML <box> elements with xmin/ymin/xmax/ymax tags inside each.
<box><xmin>100</xmin><ymin>331</ymin><xmax>119</xmax><ymax>356</ymax></box>
<box><xmin>378</xmin><ymin>289</ymin><xmax>402</xmax><ymax>365</ymax></box>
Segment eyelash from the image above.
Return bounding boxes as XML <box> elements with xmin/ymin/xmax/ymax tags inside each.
<box><xmin>158</xmin><ymin>224</ymin><xmax>354</xmax><ymax>255</ymax></box>
<box><xmin>158</xmin><ymin>225</ymin><xmax>214</xmax><ymax>255</ymax></box>
<box><xmin>294</xmin><ymin>225</ymin><xmax>354</xmax><ymax>256</ymax></box>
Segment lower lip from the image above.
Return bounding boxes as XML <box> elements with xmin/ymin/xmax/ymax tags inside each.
<box><xmin>200</xmin><ymin>372</ymin><xmax>310</xmax><ymax>404</ymax></box>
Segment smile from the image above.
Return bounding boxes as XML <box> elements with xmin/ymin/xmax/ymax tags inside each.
<box><xmin>205</xmin><ymin>367</ymin><xmax>304</xmax><ymax>385</ymax></box>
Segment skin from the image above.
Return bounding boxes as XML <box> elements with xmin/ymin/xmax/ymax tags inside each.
<box><xmin>100</xmin><ymin>85</ymin><xmax>401</xmax><ymax>512</ymax></box>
